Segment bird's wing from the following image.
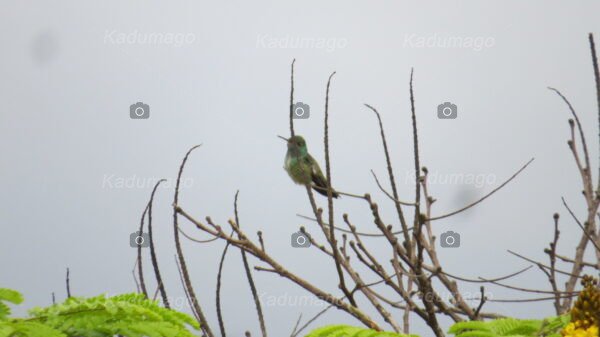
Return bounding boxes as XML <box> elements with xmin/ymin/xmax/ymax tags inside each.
<box><xmin>306</xmin><ymin>155</ymin><xmax>340</xmax><ymax>198</ymax></box>
<box><xmin>306</xmin><ymin>154</ymin><xmax>331</xmax><ymax>196</ymax></box>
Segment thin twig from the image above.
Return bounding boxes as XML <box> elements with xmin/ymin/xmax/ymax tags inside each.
<box><xmin>482</xmin><ymin>294</ymin><xmax>578</xmax><ymax>303</ymax></box>
<box><xmin>408</xmin><ymin>69</ymin><xmax>444</xmax><ymax>337</ymax></box>
<box><xmin>589</xmin><ymin>33</ymin><xmax>600</xmax><ymax>191</ymax></box>
<box><xmin>507</xmin><ymin>250</ymin><xmax>585</xmax><ymax>279</ymax></box>
<box><xmin>137</xmin><ymin>204</ymin><xmax>149</xmax><ymax>298</ymax></box>
<box><xmin>305</xmin><ymin>186</ymin><xmax>356</xmax><ymax>307</ymax></box>
<box><xmin>172</xmin><ymin>144</ymin><xmax>214</xmax><ymax>337</ymax></box>
<box><xmin>257</xmin><ymin>231</ymin><xmax>265</xmax><ymax>251</ymax></box>
<box><xmin>322</xmin><ymin>71</ymin><xmax>353</xmax><ymax>307</ymax></box>
<box><xmin>364</xmin><ymin>103</ymin><xmax>412</xmax><ymax>244</ymax></box>
<box><xmin>174</xmin><ymin>255</ymin><xmax>201</xmax><ymax>322</ymax></box>
<box><xmin>179</xmin><ymin>226</ymin><xmax>219</xmax><ymax>243</ymax></box>
<box><xmin>152</xmin><ymin>281</ymin><xmax>162</xmax><ymax>301</ymax></box>
<box><xmin>548</xmin><ymin>87</ymin><xmax>591</xmax><ymax>179</ymax></box>
<box><xmin>216</xmin><ymin>232</ymin><xmax>232</xmax><ymax>337</ymax></box>
<box><xmin>291</xmin><ymin>305</ymin><xmax>335</xmax><ymax>337</ymax></box>
<box><xmin>437</xmin><ymin>265</ymin><xmax>533</xmax><ymax>284</ymax></box>
<box><xmin>547</xmin><ymin>213</ymin><xmax>561</xmax><ymax>314</ymax></box>
<box><xmin>65</xmin><ymin>268</ymin><xmax>71</xmax><ymax>298</ymax></box>
<box><xmin>235</xmin><ymin>191</ymin><xmax>267</xmax><ymax>337</ymax></box>
<box><xmin>370</xmin><ymin>170</ymin><xmax>417</xmax><ymax>206</ymax></box>
<box><xmin>297</xmin><ymin>213</ymin><xmax>396</xmax><ymax>237</ymax></box>
<box><xmin>147</xmin><ymin>179</ymin><xmax>169</xmax><ymax>308</ymax></box>
<box><xmin>553</xmin><ymin>253</ymin><xmax>598</xmax><ymax>268</ymax></box>
<box><xmin>289</xmin><ymin>59</ymin><xmax>296</xmax><ymax>137</ymax></box>
<box><xmin>132</xmin><ymin>259</ymin><xmax>141</xmax><ymax>293</ymax></box>
<box><xmin>289</xmin><ymin>314</ymin><xmax>303</xmax><ymax>337</ymax></box>
<box><xmin>428</xmin><ymin>158</ymin><xmax>534</xmax><ymax>221</ymax></box>
<box><xmin>479</xmin><ymin>275</ymin><xmax>579</xmax><ymax>295</ymax></box>
<box><xmin>473</xmin><ymin>286</ymin><xmax>486</xmax><ymax>319</ymax></box>
<box><xmin>562</xmin><ymin>197</ymin><xmax>600</xmax><ymax>252</ymax></box>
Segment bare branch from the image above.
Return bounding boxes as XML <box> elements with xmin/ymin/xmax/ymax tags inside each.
<box><xmin>548</xmin><ymin>87</ymin><xmax>591</xmax><ymax>180</ymax></box>
<box><xmin>436</xmin><ymin>265</ymin><xmax>533</xmax><ymax>284</ymax></box>
<box><xmin>473</xmin><ymin>286</ymin><xmax>487</xmax><ymax>320</ymax></box>
<box><xmin>546</xmin><ymin>213</ymin><xmax>562</xmax><ymax>314</ymax></box>
<box><xmin>589</xmin><ymin>33</ymin><xmax>600</xmax><ymax>191</ymax></box>
<box><xmin>321</xmin><ymin>71</ymin><xmax>355</xmax><ymax>309</ymax></box>
<box><xmin>179</xmin><ymin>205</ymin><xmax>383</xmax><ymax>331</ymax></box>
<box><xmin>172</xmin><ymin>144</ymin><xmax>214</xmax><ymax>337</ymax></box>
<box><xmin>428</xmin><ymin>158</ymin><xmax>534</xmax><ymax>221</ymax></box>
<box><xmin>289</xmin><ymin>314</ymin><xmax>303</xmax><ymax>337</ymax></box>
<box><xmin>216</xmin><ymin>232</ymin><xmax>232</xmax><ymax>337</ymax></box>
<box><xmin>363</xmin><ymin>103</ymin><xmax>412</xmax><ymax>244</ymax></box>
<box><xmin>289</xmin><ymin>59</ymin><xmax>296</xmax><ymax>137</ymax></box>
<box><xmin>370</xmin><ymin>170</ymin><xmax>417</xmax><ymax>206</ymax></box>
<box><xmin>65</xmin><ymin>268</ymin><xmax>71</xmax><ymax>298</ymax></box>
<box><xmin>553</xmin><ymin>253</ymin><xmax>597</xmax><ymax>268</ymax></box>
<box><xmin>305</xmin><ymin>185</ymin><xmax>356</xmax><ymax>306</ymax></box>
<box><xmin>132</xmin><ymin>259</ymin><xmax>141</xmax><ymax>293</ymax></box>
<box><xmin>507</xmin><ymin>250</ymin><xmax>585</xmax><ymax>279</ymax></box>
<box><xmin>235</xmin><ymin>191</ymin><xmax>267</xmax><ymax>337</ymax></box>
<box><xmin>136</xmin><ymin>203</ymin><xmax>149</xmax><ymax>297</ymax></box>
<box><xmin>147</xmin><ymin>179</ymin><xmax>169</xmax><ymax>308</ymax></box>
<box><xmin>291</xmin><ymin>307</ymin><xmax>333</xmax><ymax>337</ymax></box>
<box><xmin>174</xmin><ymin>255</ymin><xmax>201</xmax><ymax>323</ymax></box>
<box><xmin>562</xmin><ymin>197</ymin><xmax>600</xmax><ymax>253</ymax></box>
<box><xmin>179</xmin><ymin>226</ymin><xmax>219</xmax><ymax>243</ymax></box>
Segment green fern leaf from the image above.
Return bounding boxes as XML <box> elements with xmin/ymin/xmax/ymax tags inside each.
<box><xmin>0</xmin><ymin>323</ymin><xmax>15</xmax><ymax>337</ymax></box>
<box><xmin>450</xmin><ymin>331</ymin><xmax>496</xmax><ymax>337</ymax></box>
<box><xmin>449</xmin><ymin>321</ymin><xmax>493</xmax><ymax>334</ymax></box>
<box><xmin>449</xmin><ymin>317</ymin><xmax>569</xmax><ymax>337</ymax></box>
<box><xmin>27</xmin><ymin>293</ymin><xmax>199</xmax><ymax>337</ymax></box>
<box><xmin>488</xmin><ymin>319</ymin><xmax>541</xmax><ymax>336</ymax></box>
<box><xmin>0</xmin><ymin>321</ymin><xmax>66</xmax><ymax>337</ymax></box>
<box><xmin>305</xmin><ymin>324</ymin><xmax>418</xmax><ymax>337</ymax></box>
<box><xmin>0</xmin><ymin>289</ymin><xmax>24</xmax><ymax>321</ymax></box>
<box><xmin>0</xmin><ymin>290</ymin><xmax>23</xmax><ymax>306</ymax></box>
<box><xmin>0</xmin><ymin>303</ymin><xmax>10</xmax><ymax>321</ymax></box>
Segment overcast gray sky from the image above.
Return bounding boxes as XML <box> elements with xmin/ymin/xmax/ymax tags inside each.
<box><xmin>1</xmin><ymin>1</ymin><xmax>600</xmax><ymax>336</ymax></box>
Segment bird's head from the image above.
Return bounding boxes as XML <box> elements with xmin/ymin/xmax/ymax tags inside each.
<box><xmin>278</xmin><ymin>135</ymin><xmax>308</xmax><ymax>156</ymax></box>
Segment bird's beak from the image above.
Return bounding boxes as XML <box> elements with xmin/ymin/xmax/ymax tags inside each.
<box><xmin>277</xmin><ymin>135</ymin><xmax>289</xmax><ymax>142</ymax></box>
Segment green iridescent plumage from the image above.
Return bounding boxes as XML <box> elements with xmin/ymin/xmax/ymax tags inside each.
<box><xmin>283</xmin><ymin>135</ymin><xmax>339</xmax><ymax>198</ymax></box>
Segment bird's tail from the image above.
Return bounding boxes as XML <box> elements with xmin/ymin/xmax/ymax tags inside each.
<box><xmin>312</xmin><ymin>185</ymin><xmax>340</xmax><ymax>198</ymax></box>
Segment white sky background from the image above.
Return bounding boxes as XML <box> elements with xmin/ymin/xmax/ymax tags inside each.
<box><xmin>1</xmin><ymin>1</ymin><xmax>600</xmax><ymax>336</ymax></box>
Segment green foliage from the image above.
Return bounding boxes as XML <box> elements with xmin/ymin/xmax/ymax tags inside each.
<box><xmin>537</xmin><ymin>316</ymin><xmax>571</xmax><ymax>337</ymax></box>
<box><xmin>448</xmin><ymin>316</ymin><xmax>570</xmax><ymax>337</ymax></box>
<box><xmin>0</xmin><ymin>289</ymin><xmax>24</xmax><ymax>321</ymax></box>
<box><xmin>305</xmin><ymin>317</ymin><xmax>571</xmax><ymax>337</ymax></box>
<box><xmin>0</xmin><ymin>288</ymin><xmax>200</xmax><ymax>337</ymax></box>
<box><xmin>0</xmin><ymin>321</ymin><xmax>66</xmax><ymax>337</ymax></box>
<box><xmin>304</xmin><ymin>324</ymin><xmax>419</xmax><ymax>337</ymax></box>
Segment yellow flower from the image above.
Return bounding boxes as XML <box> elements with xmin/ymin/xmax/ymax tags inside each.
<box><xmin>562</xmin><ymin>322</ymin><xmax>599</xmax><ymax>337</ymax></box>
<box><xmin>562</xmin><ymin>276</ymin><xmax>600</xmax><ymax>337</ymax></box>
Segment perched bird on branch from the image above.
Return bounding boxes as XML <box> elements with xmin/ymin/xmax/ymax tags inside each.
<box><xmin>279</xmin><ymin>135</ymin><xmax>339</xmax><ymax>198</ymax></box>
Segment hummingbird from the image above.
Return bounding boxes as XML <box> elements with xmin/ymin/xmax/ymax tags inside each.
<box><xmin>280</xmin><ymin>135</ymin><xmax>340</xmax><ymax>198</ymax></box>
